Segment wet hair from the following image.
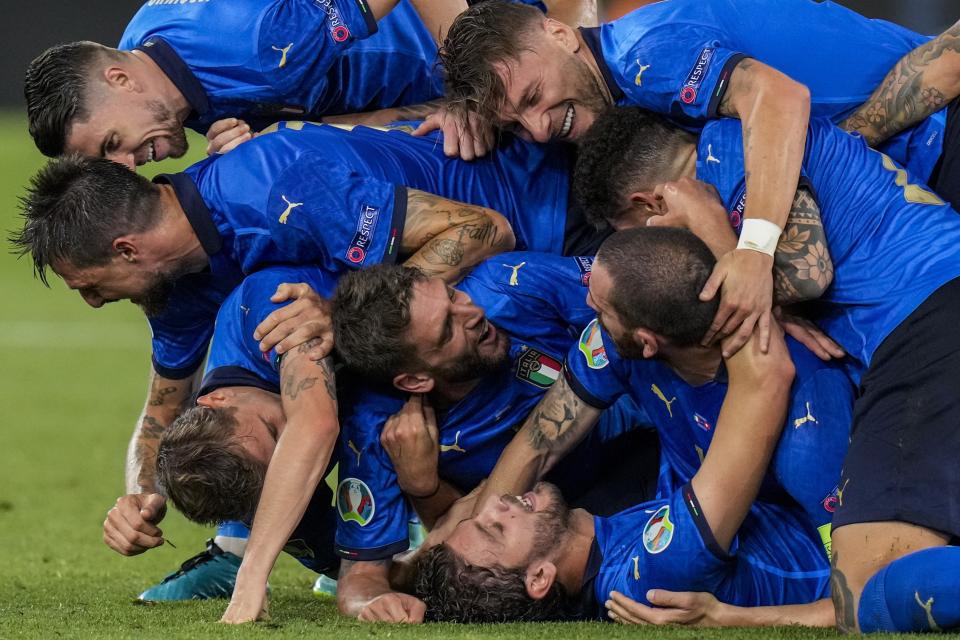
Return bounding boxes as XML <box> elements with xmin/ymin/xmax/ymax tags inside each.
<box><xmin>597</xmin><ymin>227</ymin><xmax>719</xmax><ymax>345</ymax></box>
<box><xmin>573</xmin><ymin>107</ymin><xmax>693</xmax><ymax>227</ymax></box>
<box><xmin>24</xmin><ymin>41</ymin><xmax>120</xmax><ymax>156</ymax></box>
<box><xmin>10</xmin><ymin>154</ymin><xmax>161</xmax><ymax>286</ymax></box>
<box><xmin>414</xmin><ymin>543</ymin><xmax>576</xmax><ymax>622</ymax></box>
<box><xmin>157</xmin><ymin>406</ymin><xmax>266</xmax><ymax>525</ymax></box>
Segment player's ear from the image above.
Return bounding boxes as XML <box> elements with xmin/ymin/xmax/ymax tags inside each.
<box><xmin>113</xmin><ymin>236</ymin><xmax>139</xmax><ymax>262</ymax></box>
<box><xmin>616</xmin><ymin>191</ymin><xmax>663</xmax><ymax>230</ymax></box>
<box><xmin>102</xmin><ymin>61</ymin><xmax>140</xmax><ymax>93</ymax></box>
<box><xmin>393</xmin><ymin>372</ymin><xmax>435</xmax><ymax>395</ymax></box>
<box><xmin>543</xmin><ymin>17</ymin><xmax>579</xmax><ymax>53</ymax></box>
<box><xmin>196</xmin><ymin>389</ymin><xmax>230</xmax><ymax>407</ymax></box>
<box><xmin>524</xmin><ymin>560</ymin><xmax>558</xmax><ymax>601</ymax></box>
<box><xmin>634</xmin><ymin>327</ymin><xmax>660</xmax><ymax>358</ymax></box>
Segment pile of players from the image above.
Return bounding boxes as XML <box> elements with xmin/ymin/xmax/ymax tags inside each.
<box><xmin>12</xmin><ymin>0</ymin><xmax>960</xmax><ymax>632</ymax></box>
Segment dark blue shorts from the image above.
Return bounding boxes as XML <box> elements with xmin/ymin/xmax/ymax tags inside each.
<box><xmin>277</xmin><ymin>482</ymin><xmax>340</xmax><ymax>576</ymax></box>
<box><xmin>930</xmin><ymin>97</ymin><xmax>960</xmax><ymax>211</ymax></box>
<box><xmin>832</xmin><ymin>276</ymin><xmax>960</xmax><ymax>537</ymax></box>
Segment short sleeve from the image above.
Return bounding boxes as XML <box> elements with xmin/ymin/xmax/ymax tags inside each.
<box><xmin>563</xmin><ymin>319</ymin><xmax>630</xmax><ymax>409</ymax></box>
<box><xmin>334</xmin><ymin>410</ymin><xmax>411</xmax><ymax>560</ymax></box>
<box><xmin>266</xmin><ymin>154</ymin><xmax>407</xmax><ymax>275</ymax></box>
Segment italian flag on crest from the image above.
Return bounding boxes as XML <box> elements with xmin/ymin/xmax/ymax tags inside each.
<box><xmin>516</xmin><ymin>347</ymin><xmax>562</xmax><ymax>388</ymax></box>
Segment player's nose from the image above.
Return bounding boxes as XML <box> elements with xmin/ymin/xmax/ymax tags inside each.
<box><xmin>80</xmin><ymin>291</ymin><xmax>105</xmax><ymax>308</ymax></box>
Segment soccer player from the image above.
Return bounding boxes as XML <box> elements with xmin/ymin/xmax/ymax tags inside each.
<box><xmin>574</xmin><ymin>107</ymin><xmax>960</xmax><ymax>633</ymax></box>
<box><xmin>414</xmin><ymin>309</ymin><xmax>837</xmax><ymax>624</ymax></box>
<box><xmin>11</xmin><ymin>128</ymin><xmax>516</xmax><ymax>605</ymax></box>
<box><xmin>329</xmin><ymin>253</ymin><xmax>655</xmax><ymax>623</ymax></box>
<box><xmin>23</xmin><ymin>0</ymin><xmax>449</xmax><ymax>168</ymax></box>
<box><xmin>437</xmin><ymin>0</ymin><xmax>959</xmax><ymax>359</ymax></box>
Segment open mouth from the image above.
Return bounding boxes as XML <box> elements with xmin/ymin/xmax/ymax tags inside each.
<box><xmin>516</xmin><ymin>492</ymin><xmax>536</xmax><ymax>512</ymax></box>
<box><xmin>478</xmin><ymin>317</ymin><xmax>495</xmax><ymax>345</ymax></box>
<box><xmin>558</xmin><ymin>103</ymin><xmax>574</xmax><ymax>139</ymax></box>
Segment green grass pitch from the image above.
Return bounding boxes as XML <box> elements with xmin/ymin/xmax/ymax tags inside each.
<box><xmin>0</xmin><ymin>111</ymin><xmax>925</xmax><ymax>639</ymax></box>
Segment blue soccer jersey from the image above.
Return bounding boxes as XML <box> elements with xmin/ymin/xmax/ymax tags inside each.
<box><xmin>333</xmin><ymin>253</ymin><xmax>648</xmax><ymax>560</ymax></box>
<box><xmin>146</xmin><ymin>120</ymin><xmax>571</xmax><ymax>378</ymax></box>
<box><xmin>119</xmin><ymin>0</ymin><xmax>441</xmax><ymax>133</ymax></box>
<box><xmin>584</xmin><ymin>0</ymin><xmax>945</xmax><ymax>180</ymax></box>
<box><xmin>196</xmin><ymin>265</ymin><xmax>340</xmax><ymax>574</ymax></box>
<box><xmin>696</xmin><ymin>118</ymin><xmax>960</xmax><ymax>381</ymax></box>
<box><xmin>588</xmin><ymin>486</ymin><xmax>830</xmax><ymax>616</ymax></box>
<box><xmin>566</xmin><ymin>320</ymin><xmax>852</xmax><ymax>550</ymax></box>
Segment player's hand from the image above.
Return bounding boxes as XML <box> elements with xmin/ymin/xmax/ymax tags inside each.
<box><xmin>700</xmin><ymin>248</ymin><xmax>775</xmax><ymax>358</ymax></box>
<box><xmin>381</xmin><ymin>394</ymin><xmax>440</xmax><ymax>498</ymax></box>
<box><xmin>776</xmin><ymin>308</ymin><xmax>845</xmax><ymax>361</ymax></box>
<box><xmin>102</xmin><ymin>493</ymin><xmax>167</xmax><ymax>556</ymax></box>
<box><xmin>205</xmin><ymin>118</ymin><xmax>255</xmax><ymax>155</ymax></box>
<box><xmin>413</xmin><ymin>106</ymin><xmax>495</xmax><ymax>161</ymax></box>
<box><xmin>606</xmin><ymin>590</ymin><xmax>724</xmax><ymax>626</ymax></box>
<box><xmin>358</xmin><ymin>592</ymin><xmax>427</xmax><ymax>623</ymax></box>
<box><xmin>254</xmin><ymin>283</ymin><xmax>333</xmax><ymax>358</ymax></box>
<box><xmin>220</xmin><ymin>579</ymin><xmax>269</xmax><ymax>624</ymax></box>
<box><xmin>425</xmin><ymin>481</ymin><xmax>485</xmax><ymax>547</ymax></box>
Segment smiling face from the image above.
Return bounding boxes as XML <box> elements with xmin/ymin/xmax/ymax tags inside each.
<box><xmin>445</xmin><ymin>482</ymin><xmax>571</xmax><ymax>570</ymax></box>
<box><xmin>495</xmin><ymin>29</ymin><xmax>610</xmax><ymax>143</ymax></box>
<box><xmin>65</xmin><ymin>95</ymin><xmax>188</xmax><ymax>169</ymax></box>
<box><xmin>403</xmin><ymin>278</ymin><xmax>511</xmax><ymax>384</ymax></box>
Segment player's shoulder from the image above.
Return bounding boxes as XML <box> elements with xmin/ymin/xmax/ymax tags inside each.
<box><xmin>467</xmin><ymin>252</ymin><xmax>593</xmax><ymax>291</ymax></box>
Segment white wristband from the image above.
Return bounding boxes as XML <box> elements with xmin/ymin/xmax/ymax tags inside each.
<box><xmin>736</xmin><ymin>218</ymin><xmax>782</xmax><ymax>256</ymax></box>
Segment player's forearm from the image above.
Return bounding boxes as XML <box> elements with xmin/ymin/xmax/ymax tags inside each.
<box><xmin>772</xmin><ymin>188</ymin><xmax>833</xmax><ymax>305</ymax></box>
<box><xmin>124</xmin><ymin>368</ymin><xmax>198</xmax><ymax>494</ymax></box>
<box><xmin>842</xmin><ymin>20</ymin><xmax>960</xmax><ymax>147</ymax></box>
<box><xmin>323</xmin><ymin>100</ymin><xmax>443</xmax><ymax>127</ymax></box>
<box><xmin>408</xmin><ymin>479</ymin><xmax>461</xmax><ymax>529</ymax></box>
<box><xmin>723</xmin><ymin>60</ymin><xmax>809</xmax><ymax>232</ymax></box>
<box><xmin>337</xmin><ymin>560</ymin><xmax>395</xmax><ymax>617</ymax></box>
<box><xmin>365</xmin><ymin>0</ymin><xmax>401</xmax><ymax>21</ymax></box>
<box><xmin>716</xmin><ymin>598</ymin><xmax>834</xmax><ymax>628</ymax></box>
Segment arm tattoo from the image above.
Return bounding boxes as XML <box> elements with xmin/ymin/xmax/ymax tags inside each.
<box><xmin>281</xmin><ymin>345</ymin><xmax>337</xmax><ymax>407</ymax></box>
<box><xmin>830</xmin><ymin>551</ymin><xmax>857</xmax><ymax>633</ymax></box>
<box><xmin>718</xmin><ymin>58</ymin><xmax>755</xmax><ymax>117</ymax></box>
<box><xmin>134</xmin><ymin>415</ymin><xmax>167</xmax><ymax>488</ymax></box>
<box><xmin>773</xmin><ymin>188</ymin><xmax>833</xmax><ymax>305</ymax></box>
<box><xmin>422</xmin><ymin>238</ymin><xmax>464</xmax><ymax>267</ymax></box>
<box><xmin>281</xmin><ymin>375</ymin><xmax>318</xmax><ymax>400</ymax></box>
<box><xmin>842</xmin><ymin>21</ymin><xmax>960</xmax><ymax>146</ymax></box>
<box><xmin>526</xmin><ymin>383</ymin><xmax>587</xmax><ymax>451</ymax></box>
<box><xmin>148</xmin><ymin>386</ymin><xmax>177</xmax><ymax>406</ymax></box>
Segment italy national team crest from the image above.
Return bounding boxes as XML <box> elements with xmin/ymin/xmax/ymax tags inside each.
<box><xmin>578</xmin><ymin>319</ymin><xmax>609</xmax><ymax>369</ymax></box>
<box><xmin>336</xmin><ymin>478</ymin><xmax>375</xmax><ymax>526</ymax></box>
<box><xmin>516</xmin><ymin>347</ymin><xmax>562</xmax><ymax>388</ymax></box>
<box><xmin>642</xmin><ymin>505</ymin><xmax>674</xmax><ymax>554</ymax></box>
<box><xmin>693</xmin><ymin>413</ymin><xmax>712</xmax><ymax>432</ymax></box>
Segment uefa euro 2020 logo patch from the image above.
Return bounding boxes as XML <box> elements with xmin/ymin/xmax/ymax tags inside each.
<box><xmin>642</xmin><ymin>505</ymin><xmax>674</xmax><ymax>554</ymax></box>
<box><xmin>337</xmin><ymin>478</ymin><xmax>375</xmax><ymax>526</ymax></box>
<box><xmin>578</xmin><ymin>319</ymin><xmax>609</xmax><ymax>369</ymax></box>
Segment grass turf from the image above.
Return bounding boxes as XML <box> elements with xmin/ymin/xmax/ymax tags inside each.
<box><xmin>0</xmin><ymin>112</ymin><xmax>931</xmax><ymax>639</ymax></box>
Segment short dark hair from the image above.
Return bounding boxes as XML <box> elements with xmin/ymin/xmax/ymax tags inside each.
<box><xmin>332</xmin><ymin>264</ymin><xmax>427</xmax><ymax>381</ymax></box>
<box><xmin>25</xmin><ymin>41</ymin><xmax>118</xmax><ymax>157</ymax></box>
<box><xmin>9</xmin><ymin>154</ymin><xmax>161</xmax><ymax>286</ymax></box>
<box><xmin>597</xmin><ymin>227</ymin><xmax>718</xmax><ymax>345</ymax></box>
<box><xmin>574</xmin><ymin>107</ymin><xmax>694</xmax><ymax>227</ymax></box>
<box><xmin>439</xmin><ymin>0</ymin><xmax>545</xmax><ymax>121</ymax></box>
<box><xmin>156</xmin><ymin>406</ymin><xmax>266</xmax><ymax>525</ymax></box>
<box><xmin>414</xmin><ymin>543</ymin><xmax>575</xmax><ymax>623</ymax></box>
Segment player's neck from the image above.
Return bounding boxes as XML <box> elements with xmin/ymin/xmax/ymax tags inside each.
<box><xmin>429</xmin><ymin>378</ymin><xmax>483</xmax><ymax>409</ymax></box>
<box><xmin>154</xmin><ymin>184</ymin><xmax>210</xmax><ymax>273</ymax></box>
<box><xmin>559</xmin><ymin>508</ymin><xmax>597</xmax><ymax>593</ymax></box>
<box><xmin>130</xmin><ymin>49</ymin><xmax>192</xmax><ymax>122</ymax></box>
<box><xmin>670</xmin><ymin>139</ymin><xmax>699</xmax><ymax>181</ymax></box>
<box><xmin>659</xmin><ymin>342</ymin><xmax>723</xmax><ymax>386</ymax></box>
<box><xmin>573</xmin><ymin>31</ymin><xmax>614</xmax><ymax>106</ymax></box>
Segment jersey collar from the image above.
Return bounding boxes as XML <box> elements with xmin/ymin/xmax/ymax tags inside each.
<box><xmin>135</xmin><ymin>37</ymin><xmax>211</xmax><ymax>120</ymax></box>
<box><xmin>153</xmin><ymin>172</ymin><xmax>223</xmax><ymax>256</ymax></box>
<box><xmin>199</xmin><ymin>365</ymin><xmax>280</xmax><ymax>398</ymax></box>
<box><xmin>578</xmin><ymin>27</ymin><xmax>624</xmax><ymax>104</ymax></box>
<box><xmin>576</xmin><ymin>537</ymin><xmax>604</xmax><ymax>619</ymax></box>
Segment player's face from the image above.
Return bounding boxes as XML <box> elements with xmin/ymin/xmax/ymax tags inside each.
<box><xmin>496</xmin><ymin>33</ymin><xmax>609</xmax><ymax>143</ymax></box>
<box><xmin>65</xmin><ymin>96</ymin><xmax>188</xmax><ymax>170</ymax></box>
<box><xmin>445</xmin><ymin>482</ymin><xmax>570</xmax><ymax>569</ymax></box>
<box><xmin>196</xmin><ymin>386</ymin><xmax>285</xmax><ymax>466</ymax></box>
<box><xmin>586</xmin><ymin>260</ymin><xmax>646</xmax><ymax>359</ymax></box>
<box><xmin>54</xmin><ymin>258</ymin><xmax>179</xmax><ymax>317</ymax></box>
<box><xmin>404</xmin><ymin>278</ymin><xmax>511</xmax><ymax>383</ymax></box>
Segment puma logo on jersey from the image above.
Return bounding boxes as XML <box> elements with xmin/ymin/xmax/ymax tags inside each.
<box><xmin>278</xmin><ymin>195</ymin><xmax>304</xmax><ymax>224</ymax></box>
<box><xmin>634</xmin><ymin>61</ymin><xmax>651</xmax><ymax>86</ymax></box>
<box><xmin>271</xmin><ymin>43</ymin><xmax>294</xmax><ymax>68</ymax></box>
<box><xmin>705</xmin><ymin>144</ymin><xmax>721</xmax><ymax>164</ymax></box>
<box><xmin>650</xmin><ymin>383</ymin><xmax>676</xmax><ymax>418</ymax></box>
<box><xmin>631</xmin><ymin>555</ymin><xmax>640</xmax><ymax>580</ymax></box>
<box><xmin>347</xmin><ymin>439</ymin><xmax>363</xmax><ymax>465</ymax></box>
<box><xmin>836</xmin><ymin>478</ymin><xmax>850</xmax><ymax>506</ymax></box>
<box><xmin>915</xmin><ymin>592</ymin><xmax>941</xmax><ymax>631</ymax></box>
<box><xmin>502</xmin><ymin>262</ymin><xmax>526</xmax><ymax>286</ymax></box>
<box><xmin>793</xmin><ymin>402</ymin><xmax>818</xmax><ymax>428</ymax></box>
<box><xmin>440</xmin><ymin>430</ymin><xmax>467</xmax><ymax>453</ymax></box>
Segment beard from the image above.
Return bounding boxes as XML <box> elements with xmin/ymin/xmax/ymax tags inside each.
<box><xmin>147</xmin><ymin>99</ymin><xmax>189</xmax><ymax>159</ymax></box>
<box><xmin>131</xmin><ymin>269</ymin><xmax>180</xmax><ymax>317</ymax></box>
<box><xmin>526</xmin><ymin>483</ymin><xmax>572</xmax><ymax>563</ymax></box>
<box><xmin>566</xmin><ymin>54</ymin><xmax>611</xmax><ymax>126</ymax></box>
<box><xmin>433</xmin><ymin>327</ymin><xmax>512</xmax><ymax>384</ymax></box>
<box><xmin>599</xmin><ymin>318</ymin><xmax>646</xmax><ymax>360</ymax></box>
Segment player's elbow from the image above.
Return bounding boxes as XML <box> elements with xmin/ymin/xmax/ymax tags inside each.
<box><xmin>482</xmin><ymin>208</ymin><xmax>517</xmax><ymax>254</ymax></box>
